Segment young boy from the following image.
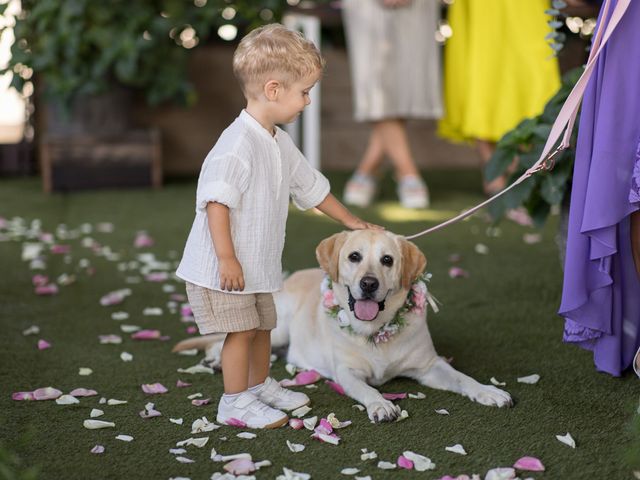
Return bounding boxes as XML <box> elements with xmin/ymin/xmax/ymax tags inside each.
<box><xmin>176</xmin><ymin>24</ymin><xmax>379</xmax><ymax>429</ymax></box>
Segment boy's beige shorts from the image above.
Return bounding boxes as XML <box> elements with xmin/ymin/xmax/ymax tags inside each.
<box><xmin>185</xmin><ymin>282</ymin><xmax>277</xmax><ymax>334</ymax></box>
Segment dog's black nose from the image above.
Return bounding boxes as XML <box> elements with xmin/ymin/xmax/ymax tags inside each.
<box><xmin>360</xmin><ymin>276</ymin><xmax>379</xmax><ymax>293</ymax></box>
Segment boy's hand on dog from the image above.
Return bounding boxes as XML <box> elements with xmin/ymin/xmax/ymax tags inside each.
<box><xmin>344</xmin><ymin>216</ymin><xmax>384</xmax><ymax>231</ymax></box>
<box><xmin>219</xmin><ymin>257</ymin><xmax>245</xmax><ymax>291</ymax></box>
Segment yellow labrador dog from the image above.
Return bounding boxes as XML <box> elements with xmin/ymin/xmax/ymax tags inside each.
<box><xmin>173</xmin><ymin>230</ymin><xmax>512</xmax><ymax>422</ymax></box>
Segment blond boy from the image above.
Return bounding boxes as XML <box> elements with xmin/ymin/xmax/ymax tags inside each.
<box><xmin>176</xmin><ymin>24</ymin><xmax>379</xmax><ymax>429</ymax></box>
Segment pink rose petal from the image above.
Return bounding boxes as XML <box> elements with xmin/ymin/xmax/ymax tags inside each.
<box><xmin>191</xmin><ymin>398</ymin><xmax>211</xmax><ymax>406</ymax></box>
<box><xmin>382</xmin><ymin>392</ymin><xmax>407</xmax><ymax>400</ymax></box>
<box><xmin>311</xmin><ymin>431</ymin><xmax>341</xmax><ymax>445</ymax></box>
<box><xmin>325</xmin><ymin>380</ymin><xmax>345</xmax><ymax>396</ymax></box>
<box><xmin>448</xmin><ymin>266</ymin><xmax>470</xmax><ymax>279</ymax></box>
<box><xmin>180</xmin><ymin>305</ymin><xmax>193</xmax><ymax>317</ymax></box>
<box><xmin>397</xmin><ymin>455</ymin><xmax>414</xmax><ymax>470</ymax></box>
<box><xmin>186</xmin><ymin>326</ymin><xmax>197</xmax><ymax>335</ymax></box>
<box><xmin>33</xmin><ymin>387</ymin><xmax>63</xmax><ymax>400</ymax></box>
<box><xmin>223</xmin><ymin>458</ymin><xmax>256</xmax><ymax>475</ymax></box>
<box><xmin>32</xmin><ymin>274</ymin><xmax>49</xmax><ymax>286</ymax></box>
<box><xmin>226</xmin><ymin>418</ymin><xmax>247</xmax><ymax>428</ymax></box>
<box><xmin>35</xmin><ymin>284</ymin><xmax>58</xmax><ymax>295</ymax></box>
<box><xmin>145</xmin><ymin>272</ymin><xmax>168</xmax><ymax>282</ymax></box>
<box><xmin>91</xmin><ymin>445</ymin><xmax>105</xmax><ymax>454</ymax></box>
<box><xmin>139</xmin><ymin>407</ymin><xmax>162</xmax><ymax>419</ymax></box>
<box><xmin>295</xmin><ymin>369</ymin><xmax>322</xmax><ymax>385</ymax></box>
<box><xmin>69</xmin><ymin>388</ymin><xmax>98</xmax><ymax>397</ymax></box>
<box><xmin>12</xmin><ymin>391</ymin><xmax>35</xmax><ymax>401</ymax></box>
<box><xmin>317</xmin><ymin>418</ymin><xmax>333</xmax><ymax>435</ymax></box>
<box><xmin>171</xmin><ymin>294</ymin><xmax>188</xmax><ymax>302</ymax></box>
<box><xmin>37</xmin><ymin>339</ymin><xmax>51</xmax><ymax>350</ymax></box>
<box><xmin>176</xmin><ymin>380</ymin><xmax>192</xmax><ymax>388</ymax></box>
<box><xmin>51</xmin><ymin>244</ymin><xmax>71</xmax><ymax>254</ymax></box>
<box><xmin>141</xmin><ymin>383</ymin><xmax>168</xmax><ymax>395</ymax></box>
<box><xmin>134</xmin><ymin>231</ymin><xmax>154</xmax><ymax>248</ymax></box>
<box><xmin>513</xmin><ymin>456</ymin><xmax>545</xmax><ymax>472</ymax></box>
<box><xmin>131</xmin><ymin>329</ymin><xmax>161</xmax><ymax>340</ymax></box>
<box><xmin>289</xmin><ymin>418</ymin><xmax>304</xmax><ymax>430</ymax></box>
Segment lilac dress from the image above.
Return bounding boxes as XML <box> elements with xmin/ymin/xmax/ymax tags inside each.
<box><xmin>559</xmin><ymin>0</ymin><xmax>640</xmax><ymax>376</ymax></box>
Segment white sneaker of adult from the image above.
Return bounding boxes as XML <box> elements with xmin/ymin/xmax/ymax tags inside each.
<box><xmin>252</xmin><ymin>376</ymin><xmax>310</xmax><ymax>411</ymax></box>
<box><xmin>397</xmin><ymin>175</ymin><xmax>430</xmax><ymax>209</ymax></box>
<box><xmin>343</xmin><ymin>173</ymin><xmax>376</xmax><ymax>208</ymax></box>
<box><xmin>216</xmin><ymin>391</ymin><xmax>288</xmax><ymax>429</ymax></box>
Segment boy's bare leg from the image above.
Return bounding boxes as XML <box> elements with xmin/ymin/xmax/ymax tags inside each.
<box><xmin>375</xmin><ymin>119</ymin><xmax>420</xmax><ymax>178</ymax></box>
<box><xmin>249</xmin><ymin>330</ymin><xmax>271</xmax><ymax>388</ymax></box>
<box><xmin>221</xmin><ymin>329</ymin><xmax>256</xmax><ymax>394</ymax></box>
<box><xmin>355</xmin><ymin>127</ymin><xmax>385</xmax><ymax>177</ymax></box>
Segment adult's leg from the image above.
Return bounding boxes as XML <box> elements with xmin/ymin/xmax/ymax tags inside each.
<box><xmin>354</xmin><ymin>127</ymin><xmax>385</xmax><ymax>176</ymax></box>
<box><xmin>375</xmin><ymin>119</ymin><xmax>420</xmax><ymax>178</ymax></box>
<box><xmin>221</xmin><ymin>329</ymin><xmax>256</xmax><ymax>394</ymax></box>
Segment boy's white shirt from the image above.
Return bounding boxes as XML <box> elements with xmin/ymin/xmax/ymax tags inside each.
<box><xmin>176</xmin><ymin>109</ymin><xmax>330</xmax><ymax>293</ymax></box>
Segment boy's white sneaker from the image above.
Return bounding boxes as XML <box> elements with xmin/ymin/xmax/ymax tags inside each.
<box><xmin>216</xmin><ymin>391</ymin><xmax>288</xmax><ymax>429</ymax></box>
<box><xmin>251</xmin><ymin>376</ymin><xmax>310</xmax><ymax>411</ymax></box>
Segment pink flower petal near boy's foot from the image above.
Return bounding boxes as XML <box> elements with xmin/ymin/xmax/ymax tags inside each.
<box><xmin>37</xmin><ymin>339</ymin><xmax>51</xmax><ymax>350</ymax></box>
<box><xmin>223</xmin><ymin>458</ymin><xmax>256</xmax><ymax>475</ymax></box>
<box><xmin>281</xmin><ymin>369</ymin><xmax>322</xmax><ymax>387</ymax></box>
<box><xmin>325</xmin><ymin>380</ymin><xmax>345</xmax><ymax>395</ymax></box>
<box><xmin>33</xmin><ymin>387</ymin><xmax>63</xmax><ymax>400</ymax></box>
<box><xmin>141</xmin><ymin>383</ymin><xmax>168</xmax><ymax>394</ymax></box>
<box><xmin>289</xmin><ymin>418</ymin><xmax>304</xmax><ymax>430</ymax></box>
<box><xmin>35</xmin><ymin>284</ymin><xmax>58</xmax><ymax>295</ymax></box>
<box><xmin>145</xmin><ymin>272</ymin><xmax>168</xmax><ymax>282</ymax></box>
<box><xmin>191</xmin><ymin>398</ymin><xmax>211</xmax><ymax>406</ymax></box>
<box><xmin>50</xmin><ymin>244</ymin><xmax>71</xmax><ymax>254</ymax></box>
<box><xmin>32</xmin><ymin>274</ymin><xmax>48</xmax><ymax>286</ymax></box>
<box><xmin>69</xmin><ymin>388</ymin><xmax>98</xmax><ymax>397</ymax></box>
<box><xmin>131</xmin><ymin>329</ymin><xmax>161</xmax><ymax>340</ymax></box>
<box><xmin>397</xmin><ymin>455</ymin><xmax>414</xmax><ymax>470</ymax></box>
<box><xmin>134</xmin><ymin>231</ymin><xmax>154</xmax><ymax>248</ymax></box>
<box><xmin>513</xmin><ymin>456</ymin><xmax>545</xmax><ymax>471</ymax></box>
<box><xmin>226</xmin><ymin>418</ymin><xmax>247</xmax><ymax>428</ymax></box>
<box><xmin>448</xmin><ymin>267</ymin><xmax>470</xmax><ymax>279</ymax></box>
<box><xmin>311</xmin><ymin>431</ymin><xmax>340</xmax><ymax>445</ymax></box>
<box><xmin>186</xmin><ymin>326</ymin><xmax>197</xmax><ymax>334</ymax></box>
<box><xmin>382</xmin><ymin>392</ymin><xmax>407</xmax><ymax>400</ymax></box>
<box><xmin>176</xmin><ymin>379</ymin><xmax>192</xmax><ymax>388</ymax></box>
<box><xmin>180</xmin><ymin>305</ymin><xmax>193</xmax><ymax>317</ymax></box>
<box><xmin>316</xmin><ymin>418</ymin><xmax>333</xmax><ymax>435</ymax></box>
<box><xmin>12</xmin><ymin>391</ymin><xmax>35</xmax><ymax>401</ymax></box>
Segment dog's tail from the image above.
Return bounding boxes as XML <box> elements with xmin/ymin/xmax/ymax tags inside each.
<box><xmin>171</xmin><ymin>333</ymin><xmax>225</xmax><ymax>353</ymax></box>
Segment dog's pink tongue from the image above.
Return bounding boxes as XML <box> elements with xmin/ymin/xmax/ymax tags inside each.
<box><xmin>354</xmin><ymin>300</ymin><xmax>379</xmax><ymax>321</ymax></box>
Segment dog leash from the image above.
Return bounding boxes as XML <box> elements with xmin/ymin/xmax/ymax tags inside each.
<box><xmin>405</xmin><ymin>0</ymin><xmax>630</xmax><ymax>241</ymax></box>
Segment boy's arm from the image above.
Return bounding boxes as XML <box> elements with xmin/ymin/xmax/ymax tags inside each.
<box><xmin>206</xmin><ymin>202</ymin><xmax>244</xmax><ymax>291</ymax></box>
<box><xmin>315</xmin><ymin>193</ymin><xmax>383</xmax><ymax>230</ymax></box>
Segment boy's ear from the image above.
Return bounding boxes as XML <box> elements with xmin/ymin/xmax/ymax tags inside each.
<box><xmin>264</xmin><ymin>80</ymin><xmax>280</xmax><ymax>101</ymax></box>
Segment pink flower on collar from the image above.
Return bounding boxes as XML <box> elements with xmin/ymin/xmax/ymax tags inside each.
<box><xmin>410</xmin><ymin>281</ymin><xmax>427</xmax><ymax>314</ymax></box>
<box><xmin>322</xmin><ymin>289</ymin><xmax>337</xmax><ymax>309</ymax></box>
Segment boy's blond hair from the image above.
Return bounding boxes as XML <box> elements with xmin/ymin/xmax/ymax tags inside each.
<box><xmin>233</xmin><ymin>23</ymin><xmax>325</xmax><ymax>98</ymax></box>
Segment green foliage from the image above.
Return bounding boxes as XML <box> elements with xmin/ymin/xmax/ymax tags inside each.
<box><xmin>486</xmin><ymin>67</ymin><xmax>582</xmax><ymax>227</ymax></box>
<box><xmin>0</xmin><ymin>444</ymin><xmax>39</xmax><ymax>480</ymax></box>
<box><xmin>0</xmin><ymin>0</ymin><xmax>286</xmax><ymax>106</ymax></box>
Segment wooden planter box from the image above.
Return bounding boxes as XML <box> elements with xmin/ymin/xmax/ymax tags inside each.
<box><xmin>40</xmin><ymin>129</ymin><xmax>161</xmax><ymax>192</ymax></box>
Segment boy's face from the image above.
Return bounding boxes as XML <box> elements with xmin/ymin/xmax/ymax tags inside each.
<box><xmin>274</xmin><ymin>71</ymin><xmax>320</xmax><ymax>124</ymax></box>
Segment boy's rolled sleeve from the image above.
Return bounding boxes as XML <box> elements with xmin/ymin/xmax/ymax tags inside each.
<box><xmin>196</xmin><ymin>154</ymin><xmax>249</xmax><ymax>210</ymax></box>
<box><xmin>290</xmin><ymin>153</ymin><xmax>330</xmax><ymax>210</ymax></box>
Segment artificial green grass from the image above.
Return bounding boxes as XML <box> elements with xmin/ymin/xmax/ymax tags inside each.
<box><xmin>0</xmin><ymin>171</ymin><xmax>638</xmax><ymax>480</ymax></box>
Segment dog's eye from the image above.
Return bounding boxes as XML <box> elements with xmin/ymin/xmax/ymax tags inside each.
<box><xmin>348</xmin><ymin>251</ymin><xmax>362</xmax><ymax>263</ymax></box>
<box><xmin>381</xmin><ymin>255</ymin><xmax>394</xmax><ymax>267</ymax></box>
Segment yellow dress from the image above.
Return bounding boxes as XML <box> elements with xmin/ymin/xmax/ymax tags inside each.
<box><xmin>438</xmin><ymin>0</ymin><xmax>561</xmax><ymax>143</ymax></box>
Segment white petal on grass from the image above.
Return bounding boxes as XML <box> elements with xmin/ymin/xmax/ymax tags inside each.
<box><xmin>292</xmin><ymin>405</ymin><xmax>312</xmax><ymax>418</ymax></box>
<box><xmin>275</xmin><ymin>467</ymin><xmax>311</xmax><ymax>480</ymax></box>
<box><xmin>396</xmin><ymin>410</ymin><xmax>409</xmax><ymax>422</ymax></box>
<box><xmin>377</xmin><ymin>461</ymin><xmax>397</xmax><ymax>470</ymax></box>
<box><xmin>107</xmin><ymin>399</ymin><xmax>127</xmax><ymax>405</ymax></box>
<box><xmin>490</xmin><ymin>377</ymin><xmax>506</xmax><ymax>386</ymax></box>
<box><xmin>188</xmin><ymin>393</ymin><xmax>203</xmax><ymax>400</ymax></box>
<box><xmin>176</xmin><ymin>436</ymin><xmax>209</xmax><ymax>448</ymax></box>
<box><xmin>360</xmin><ymin>450</ymin><xmax>378</xmax><ymax>461</ymax></box>
<box><xmin>287</xmin><ymin>440</ymin><xmax>305</xmax><ymax>453</ymax></box>
<box><xmin>237</xmin><ymin>432</ymin><xmax>257</xmax><ymax>439</ymax></box>
<box><xmin>56</xmin><ymin>395</ymin><xmax>79</xmax><ymax>405</ymax></box>
<box><xmin>445</xmin><ymin>444</ymin><xmax>467</xmax><ymax>455</ymax></box>
<box><xmin>303</xmin><ymin>416</ymin><xmax>318</xmax><ymax>430</ymax></box>
<box><xmin>305</xmin><ymin>384</ymin><xmax>318</xmax><ymax>389</ymax></box>
<box><xmin>177</xmin><ymin>364</ymin><xmax>214</xmax><ymax>375</ymax></box>
<box><xmin>354</xmin><ymin>477</ymin><xmax>372</xmax><ymax>480</ymax></box>
<box><xmin>78</xmin><ymin>368</ymin><xmax>93</xmax><ymax>376</ymax></box>
<box><xmin>120</xmin><ymin>352</ymin><xmax>133</xmax><ymax>362</ymax></box>
<box><xmin>475</xmin><ymin>243</ymin><xmax>489</xmax><ymax>255</ymax></box>
<box><xmin>435</xmin><ymin>409</ymin><xmax>450</xmax><ymax>415</ymax></box>
<box><xmin>285</xmin><ymin>363</ymin><xmax>298</xmax><ymax>376</ymax></box>
<box><xmin>212</xmin><ymin>452</ymin><xmax>252</xmax><ymax>462</ymax></box>
<box><xmin>176</xmin><ymin>456</ymin><xmax>195</xmax><ymax>464</ymax></box>
<box><xmin>177</xmin><ymin>348</ymin><xmax>198</xmax><ymax>356</ymax></box>
<box><xmin>408</xmin><ymin>392</ymin><xmax>426</xmax><ymax>399</ymax></box>
<box><xmin>556</xmin><ymin>432</ymin><xmax>576</xmax><ymax>448</ymax></box>
<box><xmin>22</xmin><ymin>325</ymin><xmax>40</xmax><ymax>336</ymax></box>
<box><xmin>169</xmin><ymin>448</ymin><xmax>187</xmax><ymax>455</ymax></box>
<box><xmin>83</xmin><ymin>420</ymin><xmax>115</xmax><ymax>429</ymax></box>
<box><xmin>111</xmin><ymin>311</ymin><xmax>129</xmax><ymax>321</ymax></box>
<box><xmin>115</xmin><ymin>434</ymin><xmax>133</xmax><ymax>442</ymax></box>
<box><xmin>352</xmin><ymin>404</ymin><xmax>365</xmax><ymax>411</ymax></box>
<box><xmin>341</xmin><ymin>468</ymin><xmax>359</xmax><ymax>475</ymax></box>
<box><xmin>485</xmin><ymin>467</ymin><xmax>516</xmax><ymax>480</ymax></box>
<box><xmin>170</xmin><ymin>418</ymin><xmax>184</xmax><ymax>425</ymax></box>
<box><xmin>517</xmin><ymin>374</ymin><xmax>541</xmax><ymax>384</ymax></box>
<box><xmin>90</xmin><ymin>409</ymin><xmax>104</xmax><ymax>418</ymax></box>
<box><xmin>191</xmin><ymin>417</ymin><xmax>219</xmax><ymax>433</ymax></box>
<box><xmin>120</xmin><ymin>325</ymin><xmax>141</xmax><ymax>333</ymax></box>
<box><xmin>402</xmin><ymin>451</ymin><xmax>436</xmax><ymax>471</ymax></box>
<box><xmin>143</xmin><ymin>307</ymin><xmax>163</xmax><ymax>316</ymax></box>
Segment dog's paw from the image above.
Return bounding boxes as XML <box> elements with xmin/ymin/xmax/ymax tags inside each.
<box><xmin>367</xmin><ymin>399</ymin><xmax>402</xmax><ymax>423</ymax></box>
<box><xmin>471</xmin><ymin>385</ymin><xmax>513</xmax><ymax>408</ymax></box>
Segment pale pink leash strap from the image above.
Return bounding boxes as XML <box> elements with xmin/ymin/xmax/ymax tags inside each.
<box><xmin>405</xmin><ymin>0</ymin><xmax>630</xmax><ymax>240</ymax></box>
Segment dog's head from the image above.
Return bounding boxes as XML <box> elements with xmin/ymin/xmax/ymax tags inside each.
<box><xmin>316</xmin><ymin>230</ymin><xmax>426</xmax><ymax>335</ymax></box>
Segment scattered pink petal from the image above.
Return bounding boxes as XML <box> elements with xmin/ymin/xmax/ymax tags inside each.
<box><xmin>176</xmin><ymin>380</ymin><xmax>192</xmax><ymax>388</ymax></box>
<box><xmin>180</xmin><ymin>305</ymin><xmax>193</xmax><ymax>317</ymax></box>
<box><xmin>448</xmin><ymin>267</ymin><xmax>469</xmax><ymax>279</ymax></box>
<box><xmin>141</xmin><ymin>383</ymin><xmax>168</xmax><ymax>395</ymax></box>
<box><xmin>99</xmin><ymin>290</ymin><xmax>130</xmax><ymax>306</ymax></box>
<box><xmin>32</xmin><ymin>387</ymin><xmax>63</xmax><ymax>400</ymax></box>
<box><xmin>145</xmin><ymin>272</ymin><xmax>168</xmax><ymax>282</ymax></box>
<box><xmin>513</xmin><ymin>456</ymin><xmax>545</xmax><ymax>472</ymax></box>
<box><xmin>186</xmin><ymin>326</ymin><xmax>197</xmax><ymax>335</ymax></box>
<box><xmin>159</xmin><ymin>335</ymin><xmax>171</xmax><ymax>341</ymax></box>
<box><xmin>325</xmin><ymin>380</ymin><xmax>345</xmax><ymax>395</ymax></box>
<box><xmin>139</xmin><ymin>403</ymin><xmax>162</xmax><ymax>419</ymax></box>
<box><xmin>90</xmin><ymin>445</ymin><xmax>105</xmax><ymax>454</ymax></box>
<box><xmin>32</xmin><ymin>274</ymin><xmax>49</xmax><ymax>286</ymax></box>
<box><xmin>289</xmin><ymin>418</ymin><xmax>304</xmax><ymax>430</ymax></box>
<box><xmin>223</xmin><ymin>458</ymin><xmax>256</xmax><ymax>475</ymax></box>
<box><xmin>134</xmin><ymin>231</ymin><xmax>154</xmax><ymax>248</ymax></box>
<box><xmin>50</xmin><ymin>244</ymin><xmax>71</xmax><ymax>254</ymax></box>
<box><xmin>397</xmin><ymin>455</ymin><xmax>414</xmax><ymax>470</ymax></box>
<box><xmin>311</xmin><ymin>431</ymin><xmax>341</xmax><ymax>445</ymax></box>
<box><xmin>382</xmin><ymin>392</ymin><xmax>407</xmax><ymax>401</ymax></box>
<box><xmin>37</xmin><ymin>339</ymin><xmax>51</xmax><ymax>350</ymax></box>
<box><xmin>131</xmin><ymin>329</ymin><xmax>161</xmax><ymax>340</ymax></box>
<box><xmin>12</xmin><ymin>391</ymin><xmax>35</xmax><ymax>401</ymax></box>
<box><xmin>191</xmin><ymin>398</ymin><xmax>211</xmax><ymax>406</ymax></box>
<box><xmin>35</xmin><ymin>284</ymin><xmax>58</xmax><ymax>295</ymax></box>
<box><xmin>506</xmin><ymin>208</ymin><xmax>533</xmax><ymax>226</ymax></box>
<box><xmin>317</xmin><ymin>418</ymin><xmax>333</xmax><ymax>435</ymax></box>
<box><xmin>171</xmin><ymin>294</ymin><xmax>188</xmax><ymax>302</ymax></box>
<box><xmin>226</xmin><ymin>418</ymin><xmax>247</xmax><ymax>428</ymax></box>
<box><xmin>69</xmin><ymin>388</ymin><xmax>98</xmax><ymax>397</ymax></box>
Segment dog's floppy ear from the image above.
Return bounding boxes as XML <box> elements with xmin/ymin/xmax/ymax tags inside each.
<box><xmin>316</xmin><ymin>232</ymin><xmax>348</xmax><ymax>282</ymax></box>
<box><xmin>399</xmin><ymin>237</ymin><xmax>427</xmax><ymax>289</ymax></box>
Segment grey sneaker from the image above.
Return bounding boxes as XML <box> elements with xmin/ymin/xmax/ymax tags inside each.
<box><xmin>344</xmin><ymin>173</ymin><xmax>376</xmax><ymax>207</ymax></box>
<box><xmin>397</xmin><ymin>175</ymin><xmax>430</xmax><ymax>209</ymax></box>
<box><xmin>216</xmin><ymin>391</ymin><xmax>288</xmax><ymax>429</ymax></box>
<box><xmin>253</xmin><ymin>376</ymin><xmax>310</xmax><ymax>411</ymax></box>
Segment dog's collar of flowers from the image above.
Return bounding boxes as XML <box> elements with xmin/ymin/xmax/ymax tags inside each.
<box><xmin>320</xmin><ymin>272</ymin><xmax>438</xmax><ymax>345</ymax></box>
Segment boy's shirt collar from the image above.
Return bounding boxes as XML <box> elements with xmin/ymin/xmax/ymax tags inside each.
<box><xmin>240</xmin><ymin>109</ymin><xmax>281</xmax><ymax>142</ymax></box>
